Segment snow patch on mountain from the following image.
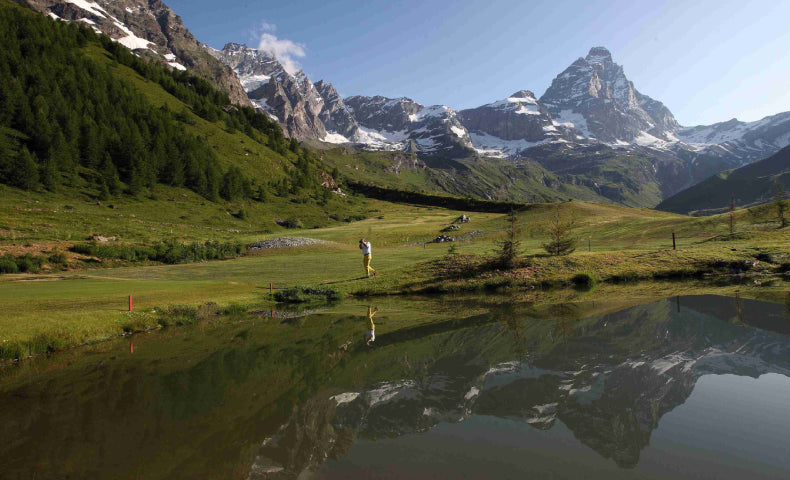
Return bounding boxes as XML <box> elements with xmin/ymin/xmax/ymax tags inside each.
<box><xmin>354</xmin><ymin>126</ymin><xmax>408</xmax><ymax>150</ymax></box>
<box><xmin>552</xmin><ymin>110</ymin><xmax>592</xmax><ymax>138</ymax></box>
<box><xmin>322</xmin><ymin>131</ymin><xmax>350</xmax><ymax>144</ymax></box>
<box><xmin>65</xmin><ymin>0</ymin><xmax>107</xmax><ymax>18</ymax></box>
<box><xmin>487</xmin><ymin>95</ymin><xmax>541</xmax><ymax>115</ymax></box>
<box><xmin>470</xmin><ymin>132</ymin><xmax>553</xmax><ymax>158</ymax></box>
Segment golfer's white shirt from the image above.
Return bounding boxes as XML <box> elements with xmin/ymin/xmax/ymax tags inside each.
<box><xmin>366</xmin><ymin>329</ymin><xmax>375</xmax><ymax>342</ymax></box>
<box><xmin>362</xmin><ymin>242</ymin><xmax>372</xmax><ymax>255</ymax></box>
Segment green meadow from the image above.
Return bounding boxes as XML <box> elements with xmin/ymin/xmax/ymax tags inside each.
<box><xmin>1</xmin><ymin>190</ymin><xmax>788</xmax><ymax>360</ymax></box>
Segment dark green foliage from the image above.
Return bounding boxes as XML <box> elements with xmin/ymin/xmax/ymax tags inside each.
<box><xmin>69</xmin><ymin>240</ymin><xmax>244</xmax><ymax>264</ymax></box>
<box><xmin>233</xmin><ymin>208</ymin><xmax>248</xmax><ymax>220</ymax></box>
<box><xmin>273</xmin><ymin>285</ymin><xmax>341</xmax><ymax>303</ymax></box>
<box><xmin>0</xmin><ymin>252</ymin><xmax>71</xmax><ymax>275</ymax></box>
<box><xmin>0</xmin><ymin>254</ymin><xmax>43</xmax><ymax>274</ymax></box>
<box><xmin>347</xmin><ymin>182</ymin><xmax>524</xmax><ymax>213</ymax></box>
<box><xmin>9</xmin><ymin>147</ymin><xmax>39</xmax><ymax>190</ymax></box>
<box><xmin>158</xmin><ymin>305</ymin><xmax>199</xmax><ymax>326</ymax></box>
<box><xmin>571</xmin><ymin>272</ymin><xmax>597</xmax><ymax>290</ymax></box>
<box><xmin>776</xmin><ymin>181</ymin><xmax>787</xmax><ymax>228</ymax></box>
<box><xmin>220</xmin><ymin>303</ymin><xmax>249</xmax><ymax>316</ymax></box>
<box><xmin>47</xmin><ymin>252</ymin><xmax>68</xmax><ymax>265</ymax></box>
<box><xmin>220</xmin><ymin>166</ymin><xmax>251</xmax><ymax>201</ymax></box>
<box><xmin>0</xmin><ymin>257</ymin><xmax>19</xmax><ymax>274</ymax></box>
<box><xmin>0</xmin><ymin>3</ymin><xmax>273</xmax><ymax>200</ymax></box>
<box><xmin>279</xmin><ymin>218</ymin><xmax>303</xmax><ymax>229</ymax></box>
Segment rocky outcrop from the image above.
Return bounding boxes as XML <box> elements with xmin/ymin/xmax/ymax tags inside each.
<box><xmin>458</xmin><ymin>90</ymin><xmax>560</xmax><ymax>142</ymax></box>
<box><xmin>343</xmin><ymin>96</ymin><xmax>474</xmax><ymax>156</ymax></box>
<box><xmin>208</xmin><ymin>42</ymin><xmax>326</xmax><ymax>139</ymax></box>
<box><xmin>314</xmin><ymin>80</ymin><xmax>359</xmax><ymax>139</ymax></box>
<box><xmin>25</xmin><ymin>0</ymin><xmax>252</xmax><ymax>107</ymax></box>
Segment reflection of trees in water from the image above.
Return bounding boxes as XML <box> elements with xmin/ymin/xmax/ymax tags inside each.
<box><xmin>731</xmin><ymin>292</ymin><xmax>745</xmax><ymax>326</ymax></box>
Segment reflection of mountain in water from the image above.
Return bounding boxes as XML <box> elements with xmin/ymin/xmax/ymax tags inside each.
<box><xmin>250</xmin><ymin>296</ymin><xmax>790</xmax><ymax>477</ymax></box>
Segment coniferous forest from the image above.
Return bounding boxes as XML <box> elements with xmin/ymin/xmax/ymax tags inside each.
<box><xmin>0</xmin><ymin>1</ymin><xmax>299</xmax><ymax>201</ymax></box>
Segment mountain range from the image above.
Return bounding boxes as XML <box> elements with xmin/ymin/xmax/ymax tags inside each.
<box><xmin>205</xmin><ymin>41</ymin><xmax>790</xmax><ymax>203</ymax></box>
<box><xmin>23</xmin><ymin>0</ymin><xmax>790</xmax><ymax>208</ymax></box>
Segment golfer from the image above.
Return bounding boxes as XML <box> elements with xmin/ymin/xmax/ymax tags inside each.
<box><xmin>359</xmin><ymin>238</ymin><xmax>377</xmax><ymax>278</ymax></box>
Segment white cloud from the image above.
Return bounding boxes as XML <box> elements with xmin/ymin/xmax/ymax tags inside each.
<box><xmin>258</xmin><ymin>21</ymin><xmax>277</xmax><ymax>33</ymax></box>
<box><xmin>257</xmin><ymin>32</ymin><xmax>305</xmax><ymax>75</ymax></box>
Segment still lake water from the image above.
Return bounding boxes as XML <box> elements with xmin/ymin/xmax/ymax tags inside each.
<box><xmin>1</xmin><ymin>294</ymin><xmax>789</xmax><ymax>479</ymax></box>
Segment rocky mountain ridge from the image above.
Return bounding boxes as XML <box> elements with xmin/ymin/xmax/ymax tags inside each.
<box><xmin>23</xmin><ymin>0</ymin><xmax>252</xmax><ymax>107</ymax></box>
<box><xmin>213</xmin><ymin>41</ymin><xmax>790</xmax><ymax>171</ymax></box>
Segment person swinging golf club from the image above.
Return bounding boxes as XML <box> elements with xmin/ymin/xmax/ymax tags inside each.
<box><xmin>359</xmin><ymin>238</ymin><xmax>377</xmax><ymax>278</ymax></box>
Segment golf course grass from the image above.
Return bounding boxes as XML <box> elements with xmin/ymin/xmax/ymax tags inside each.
<box><xmin>1</xmin><ymin>193</ymin><xmax>789</xmax><ymax>361</ymax></box>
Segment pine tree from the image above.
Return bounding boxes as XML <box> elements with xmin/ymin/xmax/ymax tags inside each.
<box><xmin>40</xmin><ymin>156</ymin><xmax>60</xmax><ymax>191</ymax></box>
<box><xmin>776</xmin><ymin>181</ymin><xmax>787</xmax><ymax>229</ymax></box>
<box><xmin>11</xmin><ymin>147</ymin><xmax>39</xmax><ymax>191</ymax></box>
<box><xmin>495</xmin><ymin>210</ymin><xmax>521</xmax><ymax>268</ymax></box>
<box><xmin>543</xmin><ymin>206</ymin><xmax>577</xmax><ymax>256</ymax></box>
<box><xmin>100</xmin><ymin>153</ymin><xmax>122</xmax><ymax>196</ymax></box>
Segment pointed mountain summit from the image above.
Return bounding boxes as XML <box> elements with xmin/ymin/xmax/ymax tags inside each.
<box><xmin>540</xmin><ymin>46</ymin><xmax>678</xmax><ymax>143</ymax></box>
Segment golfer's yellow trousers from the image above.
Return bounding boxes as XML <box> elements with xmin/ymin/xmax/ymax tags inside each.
<box><xmin>364</xmin><ymin>254</ymin><xmax>375</xmax><ymax>276</ymax></box>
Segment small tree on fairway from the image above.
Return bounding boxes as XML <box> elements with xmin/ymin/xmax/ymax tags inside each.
<box><xmin>776</xmin><ymin>181</ymin><xmax>787</xmax><ymax>228</ymax></box>
<box><xmin>543</xmin><ymin>206</ymin><xmax>576</xmax><ymax>256</ymax></box>
<box><xmin>728</xmin><ymin>193</ymin><xmax>736</xmax><ymax>234</ymax></box>
<box><xmin>495</xmin><ymin>210</ymin><xmax>521</xmax><ymax>268</ymax></box>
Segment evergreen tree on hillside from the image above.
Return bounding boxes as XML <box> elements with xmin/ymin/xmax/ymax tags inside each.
<box><xmin>776</xmin><ymin>181</ymin><xmax>787</xmax><ymax>228</ymax></box>
<box><xmin>100</xmin><ymin>154</ymin><xmax>122</xmax><ymax>196</ymax></box>
<box><xmin>11</xmin><ymin>147</ymin><xmax>39</xmax><ymax>191</ymax></box>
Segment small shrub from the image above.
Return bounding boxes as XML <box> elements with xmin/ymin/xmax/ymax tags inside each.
<box><xmin>48</xmin><ymin>252</ymin><xmax>68</xmax><ymax>265</ymax></box>
<box><xmin>0</xmin><ymin>257</ymin><xmax>19</xmax><ymax>274</ymax></box>
<box><xmin>483</xmin><ymin>278</ymin><xmax>513</xmax><ymax>291</ymax></box>
<box><xmin>220</xmin><ymin>303</ymin><xmax>249</xmax><ymax>316</ymax></box>
<box><xmin>273</xmin><ymin>285</ymin><xmax>340</xmax><ymax>303</ymax></box>
<box><xmin>755</xmin><ymin>252</ymin><xmax>774</xmax><ymax>263</ymax></box>
<box><xmin>609</xmin><ymin>272</ymin><xmax>640</xmax><ymax>284</ymax></box>
<box><xmin>571</xmin><ymin>272</ymin><xmax>597</xmax><ymax>290</ymax></box>
<box><xmin>233</xmin><ymin>208</ymin><xmax>248</xmax><ymax>220</ymax></box>
<box><xmin>160</xmin><ymin>305</ymin><xmax>199</xmax><ymax>326</ymax></box>
<box><xmin>279</xmin><ymin>218</ymin><xmax>303</xmax><ymax>229</ymax></box>
<box><xmin>16</xmin><ymin>255</ymin><xmax>41</xmax><ymax>273</ymax></box>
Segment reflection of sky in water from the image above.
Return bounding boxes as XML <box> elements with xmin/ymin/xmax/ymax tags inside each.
<box><xmin>319</xmin><ymin>373</ymin><xmax>790</xmax><ymax>480</ymax></box>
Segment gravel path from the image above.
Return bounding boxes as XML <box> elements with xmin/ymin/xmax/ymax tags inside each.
<box><xmin>248</xmin><ymin>237</ymin><xmax>329</xmax><ymax>250</ymax></box>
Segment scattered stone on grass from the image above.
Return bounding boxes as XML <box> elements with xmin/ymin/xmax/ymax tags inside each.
<box><xmin>247</xmin><ymin>237</ymin><xmax>329</xmax><ymax>250</ymax></box>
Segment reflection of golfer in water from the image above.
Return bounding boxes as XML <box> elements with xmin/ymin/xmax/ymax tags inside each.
<box><xmin>365</xmin><ymin>306</ymin><xmax>378</xmax><ymax>346</ymax></box>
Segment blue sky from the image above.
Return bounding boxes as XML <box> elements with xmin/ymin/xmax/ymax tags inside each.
<box><xmin>167</xmin><ymin>0</ymin><xmax>790</xmax><ymax>126</ymax></box>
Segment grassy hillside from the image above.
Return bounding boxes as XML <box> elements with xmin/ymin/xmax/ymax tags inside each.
<box><xmin>317</xmin><ymin>142</ymin><xmax>732</xmax><ymax>209</ymax></box>
<box><xmin>658</xmin><ymin>145</ymin><xmax>790</xmax><ymax>215</ymax></box>
<box><xmin>318</xmin><ymin>146</ymin><xmax>646</xmax><ymax>206</ymax></box>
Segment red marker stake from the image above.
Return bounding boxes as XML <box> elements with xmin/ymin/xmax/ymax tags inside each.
<box><xmin>130</xmin><ymin>342</ymin><xmax>134</xmax><ymax>354</ymax></box>
<box><xmin>270</xmin><ymin>282</ymin><xmax>273</xmax><ymax>293</ymax></box>
<box><xmin>128</xmin><ymin>295</ymin><xmax>133</xmax><ymax>312</ymax></box>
